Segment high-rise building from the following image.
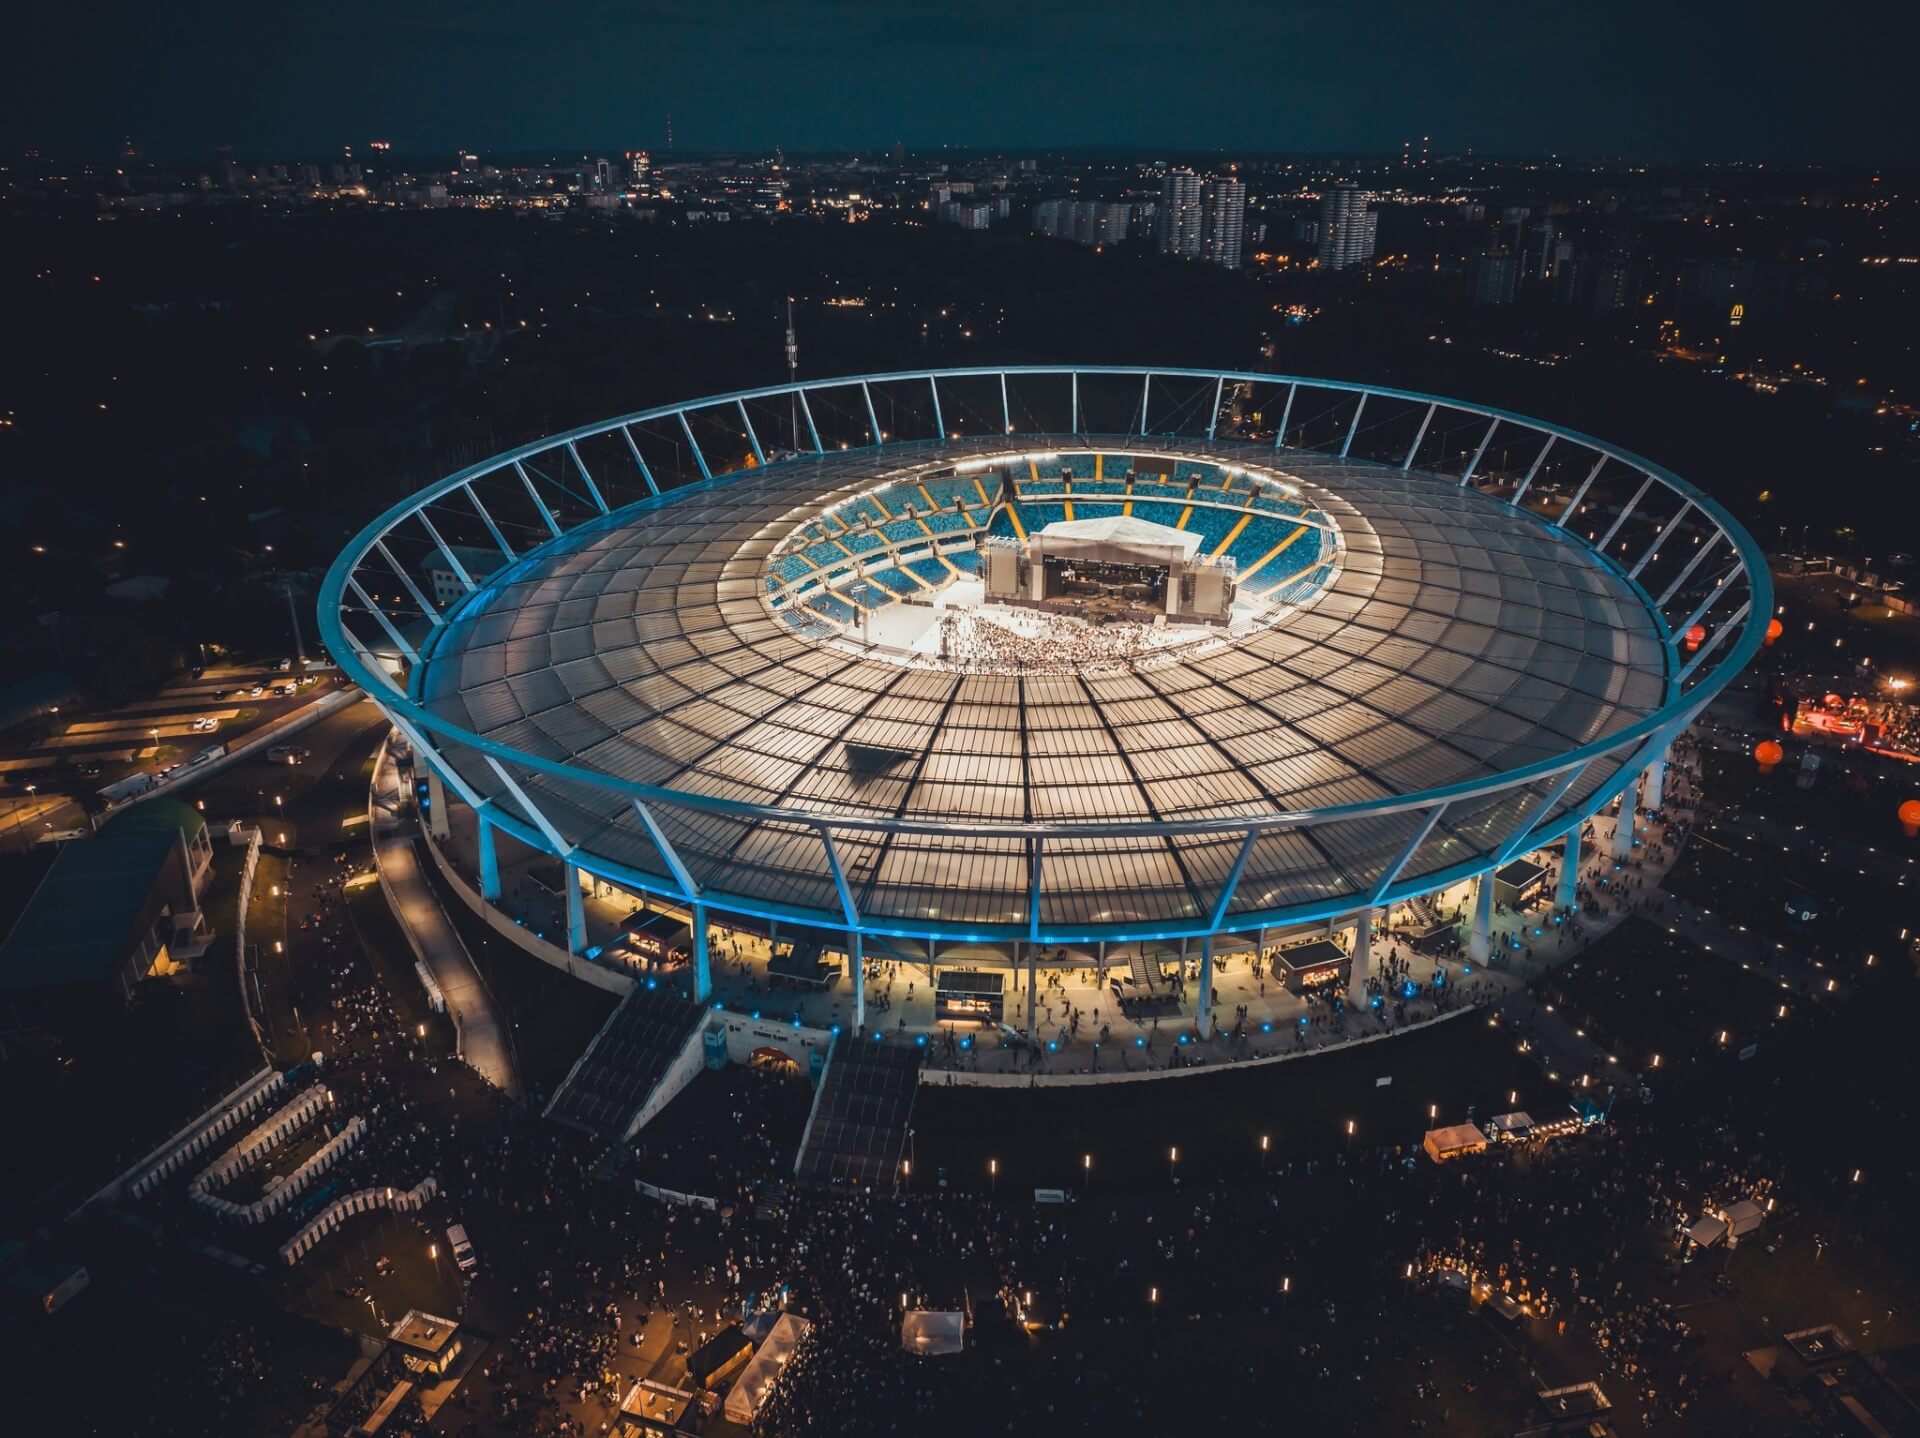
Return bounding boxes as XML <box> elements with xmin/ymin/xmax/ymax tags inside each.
<box><xmin>1157</xmin><ymin>168</ymin><xmax>1204</xmax><ymax>259</ymax></box>
<box><xmin>1317</xmin><ymin>186</ymin><xmax>1377</xmax><ymax>270</ymax></box>
<box><xmin>1470</xmin><ymin>246</ymin><xmax>1520</xmax><ymax>305</ymax></box>
<box><xmin>1033</xmin><ymin>200</ymin><xmax>1130</xmax><ymax>248</ymax></box>
<box><xmin>1203</xmin><ymin>177</ymin><xmax>1246</xmax><ymax>269</ymax></box>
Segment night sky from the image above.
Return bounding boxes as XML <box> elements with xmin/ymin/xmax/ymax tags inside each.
<box><xmin>9</xmin><ymin>0</ymin><xmax>1917</xmax><ymax>163</ymax></box>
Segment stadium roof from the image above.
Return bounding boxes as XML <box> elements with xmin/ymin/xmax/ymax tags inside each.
<box><xmin>407</xmin><ymin>435</ymin><xmax>1668</xmax><ymax>930</ymax></box>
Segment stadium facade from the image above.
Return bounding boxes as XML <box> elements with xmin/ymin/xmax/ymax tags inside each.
<box><xmin>320</xmin><ymin>367</ymin><xmax>1769</xmax><ymax>1036</ymax></box>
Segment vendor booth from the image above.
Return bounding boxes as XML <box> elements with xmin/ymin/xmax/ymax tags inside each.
<box><xmin>1492</xmin><ymin>858</ymin><xmax>1548</xmax><ymax>908</ymax></box>
<box><xmin>1273</xmin><ymin>939</ymin><xmax>1349</xmax><ymax>996</ymax></box>
<box><xmin>1423</xmin><ymin>1124</ymin><xmax>1489</xmax><ymax>1163</ymax></box>
<box><xmin>934</xmin><ymin>970</ymin><xmax>1005</xmax><ymax>1023</ymax></box>
<box><xmin>723</xmin><ymin>1313</ymin><xmax>812</xmax><ymax>1424</ymax></box>
<box><xmin>901</xmin><ymin>1309</ymin><xmax>966</xmax><ymax>1356</ymax></box>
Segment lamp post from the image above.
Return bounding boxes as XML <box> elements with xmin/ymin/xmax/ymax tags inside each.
<box><xmin>1259</xmin><ymin>1134</ymin><xmax>1269</xmax><ymax>1174</ymax></box>
<box><xmin>1082</xmin><ymin>1153</ymin><xmax>1091</xmax><ymax>1195</ymax></box>
<box><xmin>1168</xmin><ymin>1146</ymin><xmax>1178</xmax><ymax>1184</ymax></box>
<box><xmin>988</xmin><ymin>1157</ymin><xmax>997</xmax><ymax>1197</ymax></box>
<box><xmin>1345</xmin><ymin>1118</ymin><xmax>1355</xmax><ymax>1154</ymax></box>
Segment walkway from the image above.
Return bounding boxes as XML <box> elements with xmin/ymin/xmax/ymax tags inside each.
<box><xmin>370</xmin><ymin>737</ymin><xmax>520</xmax><ymax>1097</ymax></box>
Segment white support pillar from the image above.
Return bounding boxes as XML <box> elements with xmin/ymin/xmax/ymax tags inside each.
<box><xmin>851</xmin><ymin>931</ymin><xmax>865</xmax><ymax>1032</ymax></box>
<box><xmin>1346</xmin><ymin>909</ymin><xmax>1372</xmax><ymax>1011</ymax></box>
<box><xmin>691</xmin><ymin>901</ymin><xmax>711</xmax><ymax>1003</ymax></box>
<box><xmin>1196</xmin><ymin>934</ymin><xmax>1215</xmax><ymax>1038</ymax></box>
<box><xmin>477</xmin><ymin>818</ymin><xmax>501</xmax><ymax>901</ymax></box>
<box><xmin>1557</xmin><ymin>830</ymin><xmax>1580</xmax><ymax>910</ymax></box>
<box><xmin>1611</xmin><ymin>780</ymin><xmax>1639</xmax><ymax>860</ymax></box>
<box><xmin>1023</xmin><ymin>942</ymin><xmax>1036</xmax><ymax>1045</ymax></box>
<box><xmin>1469</xmin><ymin>874</ymin><xmax>1494</xmax><ymax>963</ymax></box>
<box><xmin>425</xmin><ymin>770</ymin><xmax>450</xmax><ymax>841</ymax></box>
<box><xmin>1642</xmin><ymin>748</ymin><xmax>1668</xmax><ymax>811</ymax></box>
<box><xmin>564</xmin><ymin>862</ymin><xmax>587</xmax><ymax>956</ymax></box>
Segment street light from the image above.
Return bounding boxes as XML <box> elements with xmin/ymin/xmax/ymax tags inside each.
<box><xmin>1168</xmin><ymin>1146</ymin><xmax>1178</xmax><ymax>1183</ymax></box>
<box><xmin>1083</xmin><ymin>1153</ymin><xmax>1091</xmax><ymax>1193</ymax></box>
<box><xmin>988</xmin><ymin>1157</ymin><xmax>997</xmax><ymax>1196</ymax></box>
<box><xmin>1259</xmin><ymin>1134</ymin><xmax>1269</xmax><ymax>1174</ymax></box>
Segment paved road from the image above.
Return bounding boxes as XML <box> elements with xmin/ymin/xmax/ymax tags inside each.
<box><xmin>370</xmin><ymin>737</ymin><xmax>521</xmax><ymax>1098</ymax></box>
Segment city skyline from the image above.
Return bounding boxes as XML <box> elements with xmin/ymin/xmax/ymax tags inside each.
<box><xmin>9</xmin><ymin>0</ymin><xmax>1917</xmax><ymax>164</ymax></box>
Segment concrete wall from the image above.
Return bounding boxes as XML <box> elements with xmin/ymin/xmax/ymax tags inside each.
<box><xmin>623</xmin><ymin>1022</ymin><xmax>710</xmax><ymax>1141</ymax></box>
<box><xmin>418</xmin><ymin>818</ymin><xmax>633</xmax><ymax>999</ymax></box>
<box><xmin>919</xmin><ymin>1005</ymin><xmax>1475</xmax><ymax>1088</ymax></box>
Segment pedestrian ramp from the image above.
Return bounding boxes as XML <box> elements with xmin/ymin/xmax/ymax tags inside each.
<box><xmin>794</xmin><ymin>1037</ymin><xmax>921</xmax><ymax>1191</ymax></box>
<box><xmin>546</xmin><ymin>986</ymin><xmax>706</xmax><ymax>1142</ymax></box>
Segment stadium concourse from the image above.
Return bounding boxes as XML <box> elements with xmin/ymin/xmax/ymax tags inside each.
<box><xmin>425</xmin><ymin>774</ymin><xmax>1691</xmax><ymax>1079</ymax></box>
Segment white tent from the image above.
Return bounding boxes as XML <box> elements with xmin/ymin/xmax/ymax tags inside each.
<box><xmin>723</xmin><ymin>1312</ymin><xmax>812</xmax><ymax>1424</ymax></box>
<box><xmin>900</xmin><ymin>1309</ymin><xmax>966</xmax><ymax>1356</ymax></box>
<box><xmin>1685</xmin><ymin>1214</ymin><xmax>1729</xmax><ymax>1249</ymax></box>
<box><xmin>1720</xmin><ymin>1199</ymin><xmax>1765</xmax><ymax>1240</ymax></box>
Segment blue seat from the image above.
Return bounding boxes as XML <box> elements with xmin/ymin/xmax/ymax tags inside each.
<box><xmin>924</xmin><ymin>510</ymin><xmax>971</xmax><ymax>534</ymax></box>
<box><xmin>909</xmin><ymin>557</ymin><xmax>951</xmax><ymax>587</ymax></box>
<box><xmin>807</xmin><ymin>593</ymin><xmax>858</xmax><ymax>625</ymax></box>
<box><xmin>805</xmin><ymin>540</ymin><xmax>849</xmax><ymax>568</ymax></box>
<box><xmin>880</xmin><ymin>517</ymin><xmax>925</xmax><ymax>544</ymax></box>
<box><xmin>1128</xmin><ymin>499</ymin><xmax>1183</xmax><ymax>527</ymax></box>
<box><xmin>841</xmin><ymin>531</ymin><xmax>884</xmax><ymax>555</ymax></box>
<box><xmin>868</xmin><ymin>566</ymin><xmax>921</xmax><ymax>597</ymax></box>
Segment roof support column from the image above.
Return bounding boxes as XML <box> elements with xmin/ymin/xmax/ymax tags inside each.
<box><xmin>1072</xmin><ymin>371</ymin><xmax>1082</xmax><ymax>435</ymax></box>
<box><xmin>564</xmin><ymin>861</ymin><xmax>588</xmax><ymax>956</ymax></box>
<box><xmin>679</xmin><ymin>411</ymin><xmax>715</xmax><ymax>482</ymax></box>
<box><xmin>1597</xmin><ymin>474</ymin><xmax>1656</xmax><ymax>555</ymax></box>
<box><xmin>1403</xmin><ymin>403</ymin><xmax>1436</xmax><ymax>470</ymax></box>
<box><xmin>1207</xmin><ymin>375</ymin><xmax>1224</xmax><ymax>440</ymax></box>
<box><xmin>691</xmin><ymin>900</ymin><xmax>711</xmax><ymax>1005</ymax></box>
<box><xmin>1642</xmin><ymin>746</ymin><xmax>1669</xmax><ymax>811</ymax></box>
<box><xmin>1340</xmin><ymin>392</ymin><xmax>1367</xmax><ymax>457</ymax></box>
<box><xmin>477</xmin><ymin>815</ymin><xmax>501</xmax><ymax>901</ymax></box>
<box><xmin>797</xmin><ymin>389</ymin><xmax>824</xmax><ymax>453</ymax></box>
<box><xmin>1023</xmin><ymin>942</ymin><xmax>1037</xmax><ymax>1049</ymax></box>
<box><xmin>1000</xmin><ymin>372</ymin><xmax>1012</xmax><ymax>434</ymax></box>
<box><xmin>1558</xmin><ymin>830</ymin><xmax>1580</xmax><ymax>911</ymax></box>
<box><xmin>1556</xmin><ymin>455</ymin><xmax>1607</xmax><ymax>528</ymax></box>
<box><xmin>1138</xmin><ymin>372</ymin><xmax>1151</xmax><ymax>435</ymax></box>
<box><xmin>738</xmin><ymin>401</ymin><xmax>767</xmax><ymax>466</ymax></box>
<box><xmin>929</xmin><ymin>375</ymin><xmax>946</xmax><ymax>440</ymax></box>
<box><xmin>850</xmin><ymin>930</ymin><xmax>865</xmax><ymax>1033</ymax></box>
<box><xmin>1612</xmin><ymin>776</ymin><xmax>1639</xmax><ymax>859</ymax></box>
<box><xmin>1468</xmin><ymin>871</ymin><xmax>1494</xmax><ymax>964</ymax></box>
<box><xmin>1195</xmin><ymin>933</ymin><xmax>1215</xmax><ymax>1039</ymax></box>
<box><xmin>1511</xmin><ymin>434</ymin><xmax>1555</xmax><ymax>506</ymax></box>
<box><xmin>1459</xmin><ymin>417</ymin><xmax>1499</xmax><ymax>484</ymax></box>
<box><xmin>1346</xmin><ymin>909</ymin><xmax>1372</xmax><ymax>1013</ymax></box>
<box><xmin>862</xmin><ymin>382</ymin><xmax>882</xmax><ymax>446</ymax></box>
<box><xmin>620</xmin><ymin>426</ymin><xmax>660</xmax><ymax>495</ymax></box>
<box><xmin>1274</xmin><ymin>382</ymin><xmax>1296</xmax><ymax>448</ymax></box>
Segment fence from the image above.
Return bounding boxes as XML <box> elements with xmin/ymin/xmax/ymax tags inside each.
<box><xmin>191</xmin><ymin>1114</ymin><xmax>367</xmax><ymax>1226</ymax></box>
<box><xmin>127</xmin><ymin>1068</ymin><xmax>287</xmax><ymax>1201</ymax></box>
<box><xmin>277</xmin><ymin>1175</ymin><xmax>439</xmax><ymax>1266</ymax></box>
<box><xmin>233</xmin><ymin>825</ymin><xmax>268</xmax><ymax>1057</ymax></box>
<box><xmin>186</xmin><ymin>1084</ymin><xmax>331</xmax><ymax>1202</ymax></box>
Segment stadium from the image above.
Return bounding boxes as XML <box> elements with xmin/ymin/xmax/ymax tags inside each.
<box><xmin>320</xmin><ymin>366</ymin><xmax>1769</xmax><ymax>1057</ymax></box>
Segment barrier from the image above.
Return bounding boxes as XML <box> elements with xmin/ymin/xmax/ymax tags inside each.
<box><xmin>233</xmin><ymin>826</ymin><xmax>268</xmax><ymax>1058</ymax></box>
<box><xmin>277</xmin><ymin>1176</ymin><xmax>439</xmax><ymax>1265</ymax></box>
<box><xmin>127</xmin><ymin>1068</ymin><xmax>287</xmax><ymax>1201</ymax></box>
<box><xmin>187</xmin><ymin>1084</ymin><xmax>331</xmax><ymax>1203</ymax></box>
<box><xmin>191</xmin><ymin>1114</ymin><xmax>367</xmax><ymax>1226</ymax></box>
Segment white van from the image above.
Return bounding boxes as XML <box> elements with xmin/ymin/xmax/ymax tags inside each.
<box><xmin>446</xmin><ymin>1223</ymin><xmax>477</xmax><ymax>1275</ymax></box>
